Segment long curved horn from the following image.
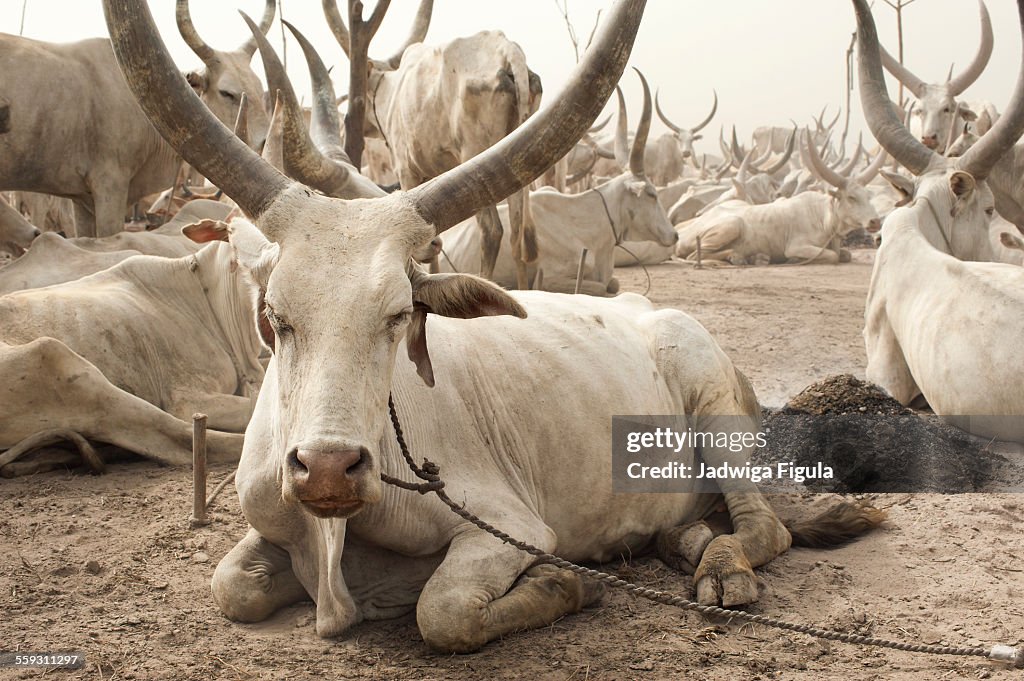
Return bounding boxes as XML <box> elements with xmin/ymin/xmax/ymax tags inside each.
<box><xmin>654</xmin><ymin>90</ymin><xmax>681</xmax><ymax>133</ymax></box>
<box><xmin>758</xmin><ymin>127</ymin><xmax>797</xmax><ymax>176</ymax></box>
<box><xmin>825</xmin><ymin>107</ymin><xmax>841</xmax><ymax>133</ymax></box>
<box><xmin>407</xmin><ymin>0</ymin><xmax>646</xmax><ymax>234</ymax></box>
<box><xmin>690</xmin><ymin>90</ymin><xmax>718</xmax><ymax>133</ymax></box>
<box><xmin>233</xmin><ymin>91</ymin><xmax>250</xmax><ymax>147</ymax></box>
<box><xmin>855</xmin><ymin>146</ymin><xmax>888</xmax><ymax>185</ymax></box>
<box><xmin>613</xmin><ymin>86</ymin><xmax>629</xmax><ymax>169</ymax></box>
<box><xmin>958</xmin><ymin>0</ymin><xmax>1024</xmax><ymax>180</ymax></box>
<box><xmin>837</xmin><ymin>133</ymin><xmax>864</xmax><ymax>176</ymax></box>
<box><xmin>108</xmin><ymin>0</ymin><xmax>292</xmax><ymax>219</ymax></box>
<box><xmin>175</xmin><ymin>0</ymin><xmax>214</xmax><ymax>62</ymax></box>
<box><xmin>854</xmin><ymin>0</ymin><xmax>939</xmax><ymax>176</ymax></box>
<box><xmin>949</xmin><ymin>0</ymin><xmax>994</xmax><ymax>95</ymax></box>
<box><xmin>878</xmin><ymin>45</ymin><xmax>926</xmax><ymax>98</ymax></box>
<box><xmin>736</xmin><ymin>148</ymin><xmax>754</xmax><ymax>185</ymax></box>
<box><xmin>283</xmin><ymin>20</ymin><xmax>346</xmax><ymax>161</ymax></box>
<box><xmin>381</xmin><ymin>0</ymin><xmax>433</xmax><ymax>69</ymax></box>
<box><xmin>236</xmin><ymin>0</ymin><xmax>276</xmax><ymax>58</ymax></box>
<box><xmin>589</xmin><ymin>113</ymin><xmax>612</xmax><ymax>134</ymax></box>
<box><xmin>245</xmin><ymin>13</ymin><xmax>380</xmax><ymax>200</ymax></box>
<box><xmin>630</xmin><ymin>68</ymin><xmax>652</xmax><ymax>177</ymax></box>
<box><xmin>803</xmin><ymin>129</ymin><xmax>847</xmax><ymax>190</ymax></box>
<box><xmin>322</xmin><ymin>0</ymin><xmax>351</xmax><ymax>57</ymax></box>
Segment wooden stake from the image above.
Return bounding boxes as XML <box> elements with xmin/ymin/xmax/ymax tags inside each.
<box><xmin>695</xmin><ymin>236</ymin><xmax>703</xmax><ymax>269</ymax></box>
<box><xmin>574</xmin><ymin>248</ymin><xmax>588</xmax><ymax>294</ymax></box>
<box><xmin>191</xmin><ymin>414</ymin><xmax>209</xmax><ymax>528</ymax></box>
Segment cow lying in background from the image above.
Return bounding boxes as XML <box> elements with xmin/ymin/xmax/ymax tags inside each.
<box><xmin>855</xmin><ymin>0</ymin><xmax>1024</xmax><ymax>442</ymax></box>
<box><xmin>675</xmin><ymin>130</ymin><xmax>884</xmax><ymax>264</ymax></box>
<box><xmin>439</xmin><ymin>71</ymin><xmax>677</xmax><ymax>295</ymax></box>
<box><xmin>0</xmin><ymin>236</ymin><xmax>262</xmax><ymax>473</ymax></box>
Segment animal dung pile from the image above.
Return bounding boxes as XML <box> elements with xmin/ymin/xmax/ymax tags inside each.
<box><xmin>841</xmin><ymin>228</ymin><xmax>877</xmax><ymax>249</ymax></box>
<box><xmin>754</xmin><ymin>375</ymin><xmax>1001</xmax><ymax>493</ymax></box>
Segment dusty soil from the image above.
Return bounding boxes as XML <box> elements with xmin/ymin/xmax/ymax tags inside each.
<box><xmin>2</xmin><ymin>250</ymin><xmax>1023</xmax><ymax>680</ymax></box>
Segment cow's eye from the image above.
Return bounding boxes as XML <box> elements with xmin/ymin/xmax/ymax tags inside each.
<box><xmin>219</xmin><ymin>90</ymin><xmax>237</xmax><ymax>102</ymax></box>
<box><xmin>265</xmin><ymin>306</ymin><xmax>292</xmax><ymax>335</ymax></box>
<box><xmin>985</xmin><ymin>207</ymin><xmax>995</xmax><ymax>217</ymax></box>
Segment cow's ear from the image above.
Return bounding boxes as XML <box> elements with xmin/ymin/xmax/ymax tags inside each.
<box><xmin>182</xmin><ymin>219</ymin><xmax>229</xmax><ymax>243</ymax></box>
<box><xmin>949</xmin><ymin>170</ymin><xmax>977</xmax><ymax>217</ymax></box>
<box><xmin>409</xmin><ymin>270</ymin><xmax>527</xmax><ymax>320</ymax></box>
<box><xmin>405</xmin><ymin>270</ymin><xmax>526</xmax><ymax>388</ymax></box>
<box><xmin>880</xmin><ymin>169</ymin><xmax>915</xmax><ymax>207</ymax></box>
<box><xmin>227</xmin><ymin>218</ymin><xmax>280</xmax><ymax>284</ymax></box>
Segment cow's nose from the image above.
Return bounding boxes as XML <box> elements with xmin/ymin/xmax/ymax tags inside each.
<box><xmin>31</xmin><ymin>228</ymin><xmax>41</xmax><ymax>239</ymax></box>
<box><xmin>292</xmin><ymin>447</ymin><xmax>367</xmax><ymax>481</ymax></box>
<box><xmin>867</xmin><ymin>219</ymin><xmax>882</xmax><ymax>233</ymax></box>
<box><xmin>921</xmin><ymin>135</ymin><xmax>939</xmax><ymax>150</ymax></box>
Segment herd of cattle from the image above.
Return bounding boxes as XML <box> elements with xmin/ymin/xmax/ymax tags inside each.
<box><xmin>1</xmin><ymin>0</ymin><xmax>1022</xmax><ymax>654</ymax></box>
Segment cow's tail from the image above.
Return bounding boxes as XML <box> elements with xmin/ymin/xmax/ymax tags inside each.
<box><xmin>504</xmin><ymin>44</ymin><xmax>539</xmax><ymax>265</ymax></box>
<box><xmin>785</xmin><ymin>501</ymin><xmax>887</xmax><ymax>548</ymax></box>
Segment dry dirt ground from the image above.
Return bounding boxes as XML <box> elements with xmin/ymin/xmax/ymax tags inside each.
<box><xmin>2</xmin><ymin>250</ymin><xmax>1023</xmax><ymax>680</ymax></box>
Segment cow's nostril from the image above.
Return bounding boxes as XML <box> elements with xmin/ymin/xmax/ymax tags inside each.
<box><xmin>287</xmin><ymin>448</ymin><xmax>307</xmax><ymax>473</ymax></box>
<box><xmin>346</xmin><ymin>448</ymin><xmax>370</xmax><ymax>476</ymax></box>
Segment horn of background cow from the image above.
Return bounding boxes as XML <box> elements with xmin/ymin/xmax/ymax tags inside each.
<box><xmin>825</xmin><ymin>107</ymin><xmax>841</xmax><ymax>133</ymax></box>
<box><xmin>630</xmin><ymin>68</ymin><xmax>652</xmax><ymax>177</ymax></box>
<box><xmin>855</xmin><ymin>147</ymin><xmax>889</xmax><ymax>185</ymax></box>
<box><xmin>837</xmin><ymin>133</ymin><xmax>863</xmax><ymax>176</ymax></box>
<box><xmin>613</xmin><ymin>86</ymin><xmax>630</xmax><ymax>169</ymax></box>
<box><xmin>175</xmin><ymin>0</ymin><xmax>215</xmax><ymax>62</ymax></box>
<box><xmin>261</xmin><ymin>92</ymin><xmax>286</xmax><ymax>171</ymax></box>
<box><xmin>878</xmin><ymin>44</ymin><xmax>926</xmax><ymax>99</ymax></box>
<box><xmin>107</xmin><ymin>0</ymin><xmax>293</xmax><ymax>220</ymax></box>
<box><xmin>691</xmin><ymin>90</ymin><xmax>718</xmax><ymax>134</ymax></box>
<box><xmin>236</xmin><ymin>0</ymin><xmax>277</xmax><ymax>57</ymax></box>
<box><xmin>233</xmin><ymin>92</ymin><xmax>250</xmax><ymax>147</ymax></box>
<box><xmin>284</xmin><ymin>20</ymin><xmax>349</xmax><ymax>162</ymax></box>
<box><xmin>730</xmin><ymin>126</ymin><xmax>745</xmax><ymax>169</ymax></box>
<box><xmin>853</xmin><ymin>0</ymin><xmax>938</xmax><ymax>176</ymax></box>
<box><xmin>246</xmin><ymin>14</ymin><xmax>378</xmax><ymax>200</ymax></box>
<box><xmin>654</xmin><ymin>90</ymin><xmax>681</xmax><ymax>133</ymax></box>
<box><xmin>322</xmin><ymin>0</ymin><xmax>352</xmax><ymax>57</ymax></box>
<box><xmin>949</xmin><ymin>0</ymin><xmax>994</xmax><ymax>95</ymax></box>
<box><xmin>407</xmin><ymin>0</ymin><xmax>646</xmax><ymax>234</ymax></box>
<box><xmin>957</xmin><ymin>0</ymin><xmax>1024</xmax><ymax>180</ymax></box>
<box><xmin>381</xmin><ymin>0</ymin><xmax>433</xmax><ymax>69</ymax></box>
<box><xmin>760</xmin><ymin>127</ymin><xmax>797</xmax><ymax>176</ymax></box>
<box><xmin>803</xmin><ymin>129</ymin><xmax>848</xmax><ymax>190</ymax></box>
<box><xmin>589</xmin><ymin>113</ymin><xmax>612</xmax><ymax>134</ymax></box>
<box><xmin>943</xmin><ymin>102</ymin><xmax>964</xmax><ymax>157</ymax></box>
<box><xmin>736</xmin><ymin>148</ymin><xmax>754</xmax><ymax>184</ymax></box>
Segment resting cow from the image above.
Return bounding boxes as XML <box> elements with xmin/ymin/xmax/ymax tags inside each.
<box><xmin>856</xmin><ymin>0</ymin><xmax>1024</xmax><ymax>442</ymax></box>
<box><xmin>0</xmin><ymin>238</ymin><xmax>262</xmax><ymax>470</ymax></box>
<box><xmin>675</xmin><ymin>131</ymin><xmax>884</xmax><ymax>265</ymax></box>
<box><xmin>104</xmin><ymin>0</ymin><xmax>881</xmax><ymax>653</ymax></box>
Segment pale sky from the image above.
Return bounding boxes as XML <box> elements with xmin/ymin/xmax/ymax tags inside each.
<box><xmin>2</xmin><ymin>1</ymin><xmax>1021</xmax><ymax>153</ymax></box>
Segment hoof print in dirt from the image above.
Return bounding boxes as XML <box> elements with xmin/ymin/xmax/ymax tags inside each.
<box><xmin>756</xmin><ymin>375</ymin><xmax>1000</xmax><ymax>493</ymax></box>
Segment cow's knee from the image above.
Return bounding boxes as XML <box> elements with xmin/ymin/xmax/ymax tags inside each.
<box><xmin>212</xmin><ymin>532</ymin><xmax>307</xmax><ymax>623</ymax></box>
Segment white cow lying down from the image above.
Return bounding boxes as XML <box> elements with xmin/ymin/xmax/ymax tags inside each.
<box><xmin>215</xmin><ymin>286</ymin><xmax>883</xmax><ymax>650</ymax></box>
<box><xmin>0</xmin><ymin>240</ymin><xmax>261</xmax><ymax>472</ymax></box>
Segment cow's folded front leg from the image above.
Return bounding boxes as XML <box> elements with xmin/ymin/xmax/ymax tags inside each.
<box><xmin>784</xmin><ymin>244</ymin><xmax>840</xmax><ymax>264</ymax></box>
<box><xmin>212</xmin><ymin>527</ymin><xmax>310</xmax><ymax>623</ymax></box>
<box><xmin>416</xmin><ymin>523</ymin><xmax>593</xmax><ymax>653</ymax></box>
<box><xmin>168</xmin><ymin>390</ymin><xmax>255</xmax><ymax>433</ymax></box>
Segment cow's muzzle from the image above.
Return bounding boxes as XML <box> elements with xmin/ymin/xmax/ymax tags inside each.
<box><xmin>288</xmin><ymin>445</ymin><xmax>375</xmax><ymax>518</ymax></box>
<box><xmin>921</xmin><ymin>135</ymin><xmax>940</xmax><ymax>151</ymax></box>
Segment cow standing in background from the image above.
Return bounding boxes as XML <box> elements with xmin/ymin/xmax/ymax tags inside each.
<box><xmin>324</xmin><ymin>0</ymin><xmax>543</xmax><ymax>288</ymax></box>
<box><xmin>0</xmin><ymin>0</ymin><xmax>274</xmax><ymax>237</ymax></box>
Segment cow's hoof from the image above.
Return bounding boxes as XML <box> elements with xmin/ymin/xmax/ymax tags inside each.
<box><xmin>838</xmin><ymin>248</ymin><xmax>852</xmax><ymax>263</ymax></box>
<box><xmin>693</xmin><ymin>535</ymin><xmax>759</xmax><ymax>608</ymax></box>
<box><xmin>657</xmin><ymin>521</ymin><xmax>714</xmax><ymax>575</ymax></box>
<box><xmin>606</xmin><ymin>277</ymin><xmax>620</xmax><ymax>295</ymax></box>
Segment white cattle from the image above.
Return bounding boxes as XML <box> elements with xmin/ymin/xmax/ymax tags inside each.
<box><xmin>856</xmin><ymin>0</ymin><xmax>1024</xmax><ymax>442</ymax></box>
<box><xmin>324</xmin><ymin>0</ymin><xmax>542</xmax><ymax>288</ymax></box>
<box><xmin>877</xmin><ymin>0</ymin><xmax>993</xmax><ymax>153</ymax></box>
<box><xmin>0</xmin><ymin>237</ymin><xmax>265</xmax><ymax>472</ymax></box>
<box><xmin>0</xmin><ymin>0</ymin><xmax>272</xmax><ymax>237</ymax></box>
<box><xmin>438</xmin><ymin>72</ymin><xmax>677</xmax><ymax>295</ymax></box>
<box><xmin>646</xmin><ymin>90</ymin><xmax>718</xmax><ymax>186</ymax></box>
<box><xmin>105</xmin><ymin>0</ymin><xmax>881</xmax><ymax>652</ymax></box>
<box><xmin>675</xmin><ymin>132</ymin><xmax>885</xmax><ymax>264</ymax></box>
